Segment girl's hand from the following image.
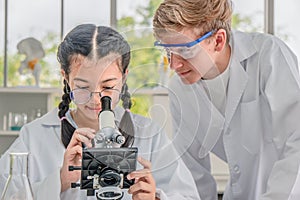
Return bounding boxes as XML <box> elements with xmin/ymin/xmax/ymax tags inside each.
<box><xmin>127</xmin><ymin>157</ymin><xmax>158</xmax><ymax>200</ymax></box>
<box><xmin>60</xmin><ymin>128</ymin><xmax>95</xmax><ymax>192</ymax></box>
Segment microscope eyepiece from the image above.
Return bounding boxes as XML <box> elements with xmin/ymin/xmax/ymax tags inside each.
<box><xmin>101</xmin><ymin>96</ymin><xmax>112</xmax><ymax>112</ymax></box>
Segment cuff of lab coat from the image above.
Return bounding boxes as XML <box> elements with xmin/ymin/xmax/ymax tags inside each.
<box><xmin>32</xmin><ymin>168</ymin><xmax>61</xmax><ymax>200</ymax></box>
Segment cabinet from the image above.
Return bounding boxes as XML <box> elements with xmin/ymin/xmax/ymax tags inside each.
<box><xmin>0</xmin><ymin>87</ymin><xmax>61</xmax><ymax>156</ymax></box>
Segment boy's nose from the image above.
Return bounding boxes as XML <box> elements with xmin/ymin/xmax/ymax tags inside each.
<box><xmin>169</xmin><ymin>53</ymin><xmax>184</xmax><ymax>70</ymax></box>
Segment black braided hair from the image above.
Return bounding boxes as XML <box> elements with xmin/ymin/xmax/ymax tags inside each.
<box><xmin>56</xmin><ymin>24</ymin><xmax>134</xmax><ymax>148</ymax></box>
<box><xmin>119</xmin><ymin>83</ymin><xmax>134</xmax><ymax>147</ymax></box>
<box><xmin>121</xmin><ymin>83</ymin><xmax>132</xmax><ymax>109</ymax></box>
<box><xmin>58</xmin><ymin>79</ymin><xmax>75</xmax><ymax>148</ymax></box>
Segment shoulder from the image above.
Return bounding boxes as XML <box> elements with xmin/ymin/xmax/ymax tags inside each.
<box><xmin>20</xmin><ymin>108</ymin><xmax>60</xmax><ymax>138</ymax></box>
<box><xmin>24</xmin><ymin>108</ymin><xmax>59</xmax><ymax>128</ymax></box>
<box><xmin>232</xmin><ymin>30</ymin><xmax>298</xmax><ymax>75</ymax></box>
<box><xmin>7</xmin><ymin>108</ymin><xmax>63</xmax><ymax>157</ymax></box>
<box><xmin>233</xmin><ymin>30</ymin><xmax>296</xmax><ymax>58</ymax></box>
<box><xmin>233</xmin><ymin>30</ymin><xmax>275</xmax><ymax>44</ymax></box>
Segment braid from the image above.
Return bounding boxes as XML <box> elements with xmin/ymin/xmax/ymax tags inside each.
<box><xmin>58</xmin><ymin>79</ymin><xmax>76</xmax><ymax>148</ymax></box>
<box><xmin>121</xmin><ymin>83</ymin><xmax>132</xmax><ymax>109</ymax></box>
<box><xmin>119</xmin><ymin>83</ymin><xmax>135</xmax><ymax>147</ymax></box>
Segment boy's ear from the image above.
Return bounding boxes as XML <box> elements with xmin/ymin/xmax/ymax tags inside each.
<box><xmin>214</xmin><ymin>29</ymin><xmax>227</xmax><ymax>52</ymax></box>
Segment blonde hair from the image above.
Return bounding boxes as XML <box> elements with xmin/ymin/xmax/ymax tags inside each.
<box><xmin>153</xmin><ymin>0</ymin><xmax>233</xmax><ymax>42</ymax></box>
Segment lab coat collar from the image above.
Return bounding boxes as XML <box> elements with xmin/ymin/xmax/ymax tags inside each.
<box><xmin>41</xmin><ymin>108</ymin><xmax>60</xmax><ymax>126</ymax></box>
<box><xmin>39</xmin><ymin>108</ymin><xmax>61</xmax><ymax>140</ymax></box>
<box><xmin>231</xmin><ymin>30</ymin><xmax>257</xmax><ymax>63</ymax></box>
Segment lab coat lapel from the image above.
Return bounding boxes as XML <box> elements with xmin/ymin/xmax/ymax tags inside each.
<box><xmin>196</xmin><ymin>58</ymin><xmax>249</xmax><ymax>157</ymax></box>
<box><xmin>224</xmin><ymin>31</ymin><xmax>257</xmax><ymax>131</ymax></box>
<box><xmin>224</xmin><ymin>59</ymin><xmax>248</xmax><ymax>132</ymax></box>
<box><xmin>194</xmin><ymin>83</ymin><xmax>225</xmax><ymax>158</ymax></box>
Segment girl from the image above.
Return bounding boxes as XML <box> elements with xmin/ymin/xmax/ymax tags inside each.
<box><xmin>0</xmin><ymin>24</ymin><xmax>199</xmax><ymax>200</ymax></box>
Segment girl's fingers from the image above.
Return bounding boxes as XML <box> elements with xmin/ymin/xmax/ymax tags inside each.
<box><xmin>128</xmin><ymin>181</ymin><xmax>152</xmax><ymax>194</ymax></box>
<box><xmin>127</xmin><ymin>168</ymin><xmax>151</xmax><ymax>180</ymax></box>
<box><xmin>75</xmin><ymin>133</ymin><xmax>92</xmax><ymax>148</ymax></box>
<box><xmin>75</xmin><ymin>128</ymin><xmax>96</xmax><ymax>140</ymax></box>
<box><xmin>67</xmin><ymin>128</ymin><xmax>96</xmax><ymax>148</ymax></box>
<box><xmin>127</xmin><ymin>157</ymin><xmax>152</xmax><ymax>180</ymax></box>
<box><xmin>137</xmin><ymin>156</ymin><xmax>151</xmax><ymax>169</ymax></box>
<box><xmin>67</xmin><ymin>144</ymin><xmax>82</xmax><ymax>158</ymax></box>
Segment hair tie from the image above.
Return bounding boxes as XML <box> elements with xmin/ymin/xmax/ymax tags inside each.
<box><xmin>125</xmin><ymin>109</ymin><xmax>131</xmax><ymax>113</ymax></box>
<box><xmin>60</xmin><ymin>116</ymin><xmax>67</xmax><ymax>121</ymax></box>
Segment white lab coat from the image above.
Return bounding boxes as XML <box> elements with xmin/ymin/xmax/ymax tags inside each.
<box><xmin>169</xmin><ymin>30</ymin><xmax>300</xmax><ymax>200</ymax></box>
<box><xmin>0</xmin><ymin>107</ymin><xmax>200</xmax><ymax>200</ymax></box>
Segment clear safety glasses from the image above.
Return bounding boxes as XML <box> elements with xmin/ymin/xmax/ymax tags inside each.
<box><xmin>70</xmin><ymin>88</ymin><xmax>121</xmax><ymax>104</ymax></box>
<box><xmin>154</xmin><ymin>31</ymin><xmax>215</xmax><ymax>60</ymax></box>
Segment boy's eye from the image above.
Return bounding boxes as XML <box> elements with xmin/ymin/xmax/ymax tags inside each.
<box><xmin>178</xmin><ymin>48</ymin><xmax>187</xmax><ymax>54</ymax></box>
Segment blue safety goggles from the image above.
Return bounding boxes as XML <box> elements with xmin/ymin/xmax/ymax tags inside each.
<box><xmin>154</xmin><ymin>31</ymin><xmax>214</xmax><ymax>59</ymax></box>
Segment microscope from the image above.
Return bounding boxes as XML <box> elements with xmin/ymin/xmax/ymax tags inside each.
<box><xmin>69</xmin><ymin>96</ymin><xmax>138</xmax><ymax>200</ymax></box>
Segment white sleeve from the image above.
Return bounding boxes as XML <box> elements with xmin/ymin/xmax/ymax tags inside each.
<box><xmin>260</xmin><ymin>36</ymin><xmax>300</xmax><ymax>200</ymax></box>
<box><xmin>0</xmin><ymin>127</ymin><xmax>62</xmax><ymax>200</ymax></box>
<box><xmin>150</xmin><ymin>127</ymin><xmax>201</xmax><ymax>200</ymax></box>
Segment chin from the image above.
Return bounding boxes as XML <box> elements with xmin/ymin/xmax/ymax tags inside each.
<box><xmin>180</xmin><ymin>76</ymin><xmax>200</xmax><ymax>85</ymax></box>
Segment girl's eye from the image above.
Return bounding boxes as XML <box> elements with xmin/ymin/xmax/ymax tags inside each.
<box><xmin>76</xmin><ymin>86</ymin><xmax>89</xmax><ymax>89</ymax></box>
<box><xmin>103</xmin><ymin>86</ymin><xmax>115</xmax><ymax>90</ymax></box>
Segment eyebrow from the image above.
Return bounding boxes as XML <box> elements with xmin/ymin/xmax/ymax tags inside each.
<box><xmin>73</xmin><ymin>77</ymin><xmax>119</xmax><ymax>84</ymax></box>
<box><xmin>73</xmin><ymin>77</ymin><xmax>88</xmax><ymax>83</ymax></box>
<box><xmin>101</xmin><ymin>77</ymin><xmax>118</xmax><ymax>83</ymax></box>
